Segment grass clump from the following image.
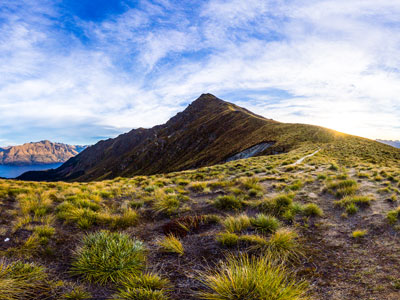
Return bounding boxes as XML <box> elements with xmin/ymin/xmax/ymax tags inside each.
<box><xmin>328</xmin><ymin>180</ymin><xmax>358</xmax><ymax>197</ymax></box>
<box><xmin>302</xmin><ymin>203</ymin><xmax>323</xmax><ymax>217</ymax></box>
<box><xmin>61</xmin><ymin>286</ymin><xmax>92</xmax><ymax>299</ymax></box>
<box><xmin>266</xmin><ymin>228</ymin><xmax>301</xmax><ymax>260</ymax></box>
<box><xmin>0</xmin><ymin>260</ymin><xmax>51</xmax><ymax>300</ymax></box>
<box><xmin>352</xmin><ymin>230</ymin><xmax>367</xmax><ymax>238</ymax></box>
<box><xmin>222</xmin><ymin>214</ymin><xmax>251</xmax><ymax>233</ymax></box>
<box><xmin>153</xmin><ymin>190</ymin><xmax>181</xmax><ymax>215</ymax></box>
<box><xmin>335</xmin><ymin>195</ymin><xmax>373</xmax><ymax>215</ymax></box>
<box><xmin>157</xmin><ymin>235</ymin><xmax>184</xmax><ymax>256</ymax></box>
<box><xmin>214</xmin><ymin>195</ymin><xmax>242</xmax><ymax>211</ymax></box>
<box><xmin>387</xmin><ymin>207</ymin><xmax>400</xmax><ymax>225</ymax></box>
<box><xmin>216</xmin><ymin>232</ymin><xmax>239</xmax><ymax>247</ymax></box>
<box><xmin>70</xmin><ymin>231</ymin><xmax>146</xmax><ymax>284</ymax></box>
<box><xmin>114</xmin><ymin>273</ymin><xmax>170</xmax><ymax>300</ymax></box>
<box><xmin>250</xmin><ymin>214</ymin><xmax>281</xmax><ymax>233</ymax></box>
<box><xmin>112</xmin><ymin>208</ymin><xmax>139</xmax><ymax>229</ymax></box>
<box><xmin>198</xmin><ymin>253</ymin><xmax>309</xmax><ymax>300</ymax></box>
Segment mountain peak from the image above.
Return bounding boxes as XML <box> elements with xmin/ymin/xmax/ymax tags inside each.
<box><xmin>189</xmin><ymin>93</ymin><xmax>225</xmax><ymax>108</ymax></box>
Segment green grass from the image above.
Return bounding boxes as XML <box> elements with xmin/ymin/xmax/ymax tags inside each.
<box><xmin>302</xmin><ymin>203</ymin><xmax>324</xmax><ymax>217</ymax></box>
<box><xmin>214</xmin><ymin>195</ymin><xmax>242</xmax><ymax>211</ymax></box>
<box><xmin>352</xmin><ymin>230</ymin><xmax>367</xmax><ymax>238</ymax></box>
<box><xmin>335</xmin><ymin>196</ymin><xmax>374</xmax><ymax>207</ymax></box>
<box><xmin>198</xmin><ymin>253</ymin><xmax>309</xmax><ymax>300</ymax></box>
<box><xmin>70</xmin><ymin>231</ymin><xmax>146</xmax><ymax>284</ymax></box>
<box><xmin>61</xmin><ymin>286</ymin><xmax>92</xmax><ymax>299</ymax></box>
<box><xmin>113</xmin><ymin>273</ymin><xmax>170</xmax><ymax>300</ymax></box>
<box><xmin>387</xmin><ymin>207</ymin><xmax>400</xmax><ymax>225</ymax></box>
<box><xmin>112</xmin><ymin>208</ymin><xmax>139</xmax><ymax>229</ymax></box>
<box><xmin>250</xmin><ymin>214</ymin><xmax>281</xmax><ymax>233</ymax></box>
<box><xmin>222</xmin><ymin>214</ymin><xmax>251</xmax><ymax>233</ymax></box>
<box><xmin>0</xmin><ymin>260</ymin><xmax>51</xmax><ymax>300</ymax></box>
<box><xmin>267</xmin><ymin>228</ymin><xmax>301</xmax><ymax>260</ymax></box>
<box><xmin>157</xmin><ymin>235</ymin><xmax>184</xmax><ymax>256</ymax></box>
<box><xmin>216</xmin><ymin>232</ymin><xmax>239</xmax><ymax>247</ymax></box>
<box><xmin>327</xmin><ymin>180</ymin><xmax>358</xmax><ymax>197</ymax></box>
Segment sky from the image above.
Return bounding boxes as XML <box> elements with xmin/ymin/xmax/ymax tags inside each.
<box><xmin>1</xmin><ymin>0</ymin><xmax>400</xmax><ymax>147</ymax></box>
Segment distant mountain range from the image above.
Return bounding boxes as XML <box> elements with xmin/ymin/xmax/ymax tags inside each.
<box><xmin>376</xmin><ymin>140</ymin><xmax>400</xmax><ymax>148</ymax></box>
<box><xmin>0</xmin><ymin>140</ymin><xmax>86</xmax><ymax>165</ymax></box>
<box><xmin>18</xmin><ymin>94</ymin><xmax>400</xmax><ymax>181</ymax></box>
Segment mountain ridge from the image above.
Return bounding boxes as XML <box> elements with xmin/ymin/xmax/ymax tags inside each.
<box><xmin>377</xmin><ymin>139</ymin><xmax>400</xmax><ymax>148</ymax></box>
<box><xmin>0</xmin><ymin>140</ymin><xmax>86</xmax><ymax>165</ymax></box>
<box><xmin>18</xmin><ymin>94</ymin><xmax>400</xmax><ymax>181</ymax></box>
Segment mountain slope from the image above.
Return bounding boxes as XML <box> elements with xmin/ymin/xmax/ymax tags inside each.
<box><xmin>377</xmin><ymin>139</ymin><xmax>400</xmax><ymax>148</ymax></box>
<box><xmin>0</xmin><ymin>140</ymin><xmax>86</xmax><ymax>165</ymax></box>
<box><xmin>18</xmin><ymin>94</ymin><xmax>400</xmax><ymax>181</ymax></box>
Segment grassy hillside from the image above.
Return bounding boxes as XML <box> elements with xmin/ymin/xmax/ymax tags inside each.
<box><xmin>19</xmin><ymin>94</ymin><xmax>400</xmax><ymax>182</ymax></box>
<box><xmin>1</xmin><ymin>144</ymin><xmax>400</xmax><ymax>299</ymax></box>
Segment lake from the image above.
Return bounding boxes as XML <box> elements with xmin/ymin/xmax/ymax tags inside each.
<box><xmin>0</xmin><ymin>163</ymin><xmax>63</xmax><ymax>179</ymax></box>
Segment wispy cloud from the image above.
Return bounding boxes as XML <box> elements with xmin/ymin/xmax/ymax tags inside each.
<box><xmin>0</xmin><ymin>0</ymin><xmax>399</xmax><ymax>146</ymax></box>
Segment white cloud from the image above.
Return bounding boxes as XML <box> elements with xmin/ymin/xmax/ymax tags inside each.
<box><xmin>0</xmin><ymin>0</ymin><xmax>400</xmax><ymax>146</ymax></box>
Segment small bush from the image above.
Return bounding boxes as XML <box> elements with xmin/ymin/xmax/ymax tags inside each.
<box><xmin>71</xmin><ymin>231</ymin><xmax>146</xmax><ymax>284</ymax></box>
<box><xmin>251</xmin><ymin>214</ymin><xmax>281</xmax><ymax>233</ymax></box>
<box><xmin>157</xmin><ymin>235</ymin><xmax>184</xmax><ymax>256</ymax></box>
<box><xmin>198</xmin><ymin>254</ymin><xmax>309</xmax><ymax>300</ymax></box>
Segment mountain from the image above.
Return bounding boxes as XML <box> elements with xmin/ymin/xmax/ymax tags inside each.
<box><xmin>0</xmin><ymin>140</ymin><xmax>86</xmax><ymax>165</ymax></box>
<box><xmin>377</xmin><ymin>139</ymin><xmax>400</xmax><ymax>148</ymax></box>
<box><xmin>18</xmin><ymin>94</ymin><xmax>400</xmax><ymax>181</ymax></box>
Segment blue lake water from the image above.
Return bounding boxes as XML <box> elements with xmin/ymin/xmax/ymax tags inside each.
<box><xmin>0</xmin><ymin>163</ymin><xmax>63</xmax><ymax>179</ymax></box>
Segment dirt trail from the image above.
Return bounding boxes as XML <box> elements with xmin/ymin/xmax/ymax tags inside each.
<box><xmin>293</xmin><ymin>149</ymin><xmax>320</xmax><ymax>165</ymax></box>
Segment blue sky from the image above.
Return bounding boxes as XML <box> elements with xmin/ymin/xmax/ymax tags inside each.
<box><xmin>1</xmin><ymin>0</ymin><xmax>400</xmax><ymax>146</ymax></box>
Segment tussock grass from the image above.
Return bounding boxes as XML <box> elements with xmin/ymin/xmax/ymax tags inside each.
<box><xmin>352</xmin><ymin>230</ymin><xmax>367</xmax><ymax>238</ymax></box>
<box><xmin>153</xmin><ymin>190</ymin><xmax>181</xmax><ymax>215</ymax></box>
<box><xmin>222</xmin><ymin>214</ymin><xmax>251</xmax><ymax>233</ymax></box>
<box><xmin>157</xmin><ymin>235</ymin><xmax>184</xmax><ymax>256</ymax></box>
<box><xmin>112</xmin><ymin>208</ymin><xmax>139</xmax><ymax>229</ymax></box>
<box><xmin>302</xmin><ymin>203</ymin><xmax>323</xmax><ymax>217</ymax></box>
<box><xmin>327</xmin><ymin>180</ymin><xmax>358</xmax><ymax>197</ymax></box>
<box><xmin>71</xmin><ymin>231</ymin><xmax>146</xmax><ymax>284</ymax></box>
<box><xmin>267</xmin><ymin>228</ymin><xmax>301</xmax><ymax>260</ymax></box>
<box><xmin>0</xmin><ymin>260</ymin><xmax>51</xmax><ymax>300</ymax></box>
<box><xmin>387</xmin><ymin>207</ymin><xmax>400</xmax><ymax>225</ymax></box>
<box><xmin>335</xmin><ymin>195</ymin><xmax>374</xmax><ymax>206</ymax></box>
<box><xmin>198</xmin><ymin>253</ymin><xmax>309</xmax><ymax>300</ymax></box>
<box><xmin>61</xmin><ymin>286</ymin><xmax>92</xmax><ymax>299</ymax></box>
<box><xmin>216</xmin><ymin>232</ymin><xmax>239</xmax><ymax>247</ymax></box>
<box><xmin>214</xmin><ymin>195</ymin><xmax>242</xmax><ymax>211</ymax></box>
<box><xmin>250</xmin><ymin>214</ymin><xmax>281</xmax><ymax>233</ymax></box>
<box><xmin>114</xmin><ymin>273</ymin><xmax>170</xmax><ymax>300</ymax></box>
